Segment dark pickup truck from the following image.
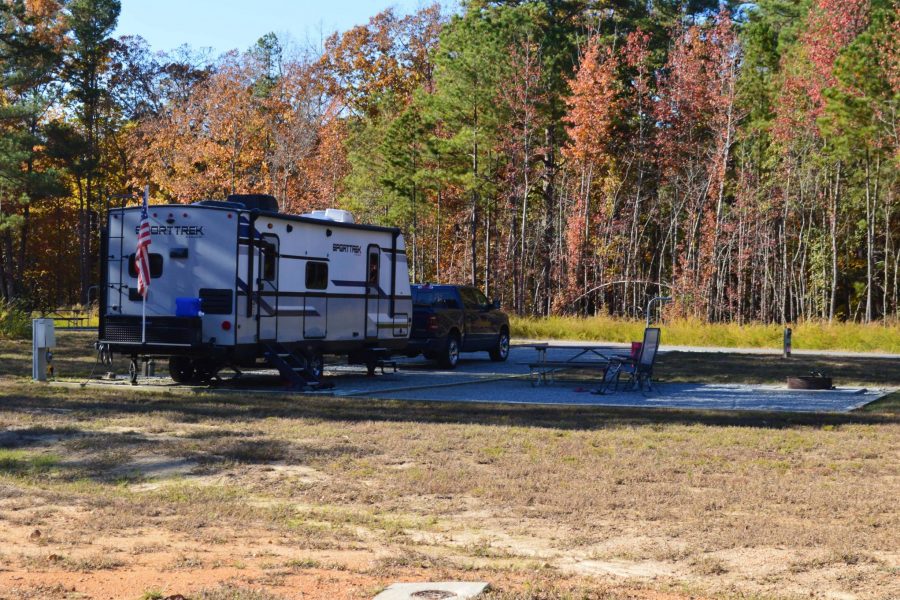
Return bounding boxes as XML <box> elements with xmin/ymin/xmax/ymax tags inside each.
<box><xmin>407</xmin><ymin>284</ymin><xmax>510</xmax><ymax>368</ymax></box>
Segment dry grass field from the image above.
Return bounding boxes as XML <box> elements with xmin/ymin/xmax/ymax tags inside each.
<box><xmin>0</xmin><ymin>333</ymin><xmax>897</xmax><ymax>600</ymax></box>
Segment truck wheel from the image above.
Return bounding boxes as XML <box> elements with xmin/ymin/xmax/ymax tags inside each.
<box><xmin>168</xmin><ymin>357</ymin><xmax>195</xmax><ymax>384</ymax></box>
<box><xmin>439</xmin><ymin>333</ymin><xmax>460</xmax><ymax>369</ymax></box>
<box><xmin>489</xmin><ymin>328</ymin><xmax>510</xmax><ymax>362</ymax></box>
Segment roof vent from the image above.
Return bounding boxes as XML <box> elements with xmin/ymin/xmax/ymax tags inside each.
<box><xmin>304</xmin><ymin>208</ymin><xmax>355</xmax><ymax>224</ymax></box>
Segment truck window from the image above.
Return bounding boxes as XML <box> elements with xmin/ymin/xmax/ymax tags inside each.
<box><xmin>305</xmin><ymin>261</ymin><xmax>328</xmax><ymax>290</ymax></box>
<box><xmin>459</xmin><ymin>287</ymin><xmax>481</xmax><ymax>310</ymax></box>
<box><xmin>433</xmin><ymin>290</ymin><xmax>460</xmax><ymax>309</ymax></box>
<box><xmin>413</xmin><ymin>288</ymin><xmax>434</xmax><ymax>306</ymax></box>
<box><xmin>128</xmin><ymin>253</ymin><xmax>163</xmax><ymax>278</ymax></box>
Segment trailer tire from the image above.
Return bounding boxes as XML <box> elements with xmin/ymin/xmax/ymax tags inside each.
<box><xmin>168</xmin><ymin>357</ymin><xmax>195</xmax><ymax>384</ymax></box>
<box><xmin>192</xmin><ymin>359</ymin><xmax>219</xmax><ymax>383</ymax></box>
<box><xmin>305</xmin><ymin>351</ymin><xmax>324</xmax><ymax>382</ymax></box>
<box><xmin>438</xmin><ymin>332</ymin><xmax>460</xmax><ymax>369</ymax></box>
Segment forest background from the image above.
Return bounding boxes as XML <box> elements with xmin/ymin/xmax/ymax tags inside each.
<box><xmin>1</xmin><ymin>0</ymin><xmax>897</xmax><ymax>325</ymax></box>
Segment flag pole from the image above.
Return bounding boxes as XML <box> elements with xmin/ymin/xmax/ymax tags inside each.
<box><xmin>141</xmin><ymin>185</ymin><xmax>149</xmax><ymax>345</ymax></box>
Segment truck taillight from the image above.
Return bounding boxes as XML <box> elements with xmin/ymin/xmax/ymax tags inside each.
<box><xmin>221</xmin><ymin>320</ymin><xmax>232</xmax><ymax>331</ymax></box>
<box><xmin>427</xmin><ymin>315</ymin><xmax>438</xmax><ymax>331</ymax></box>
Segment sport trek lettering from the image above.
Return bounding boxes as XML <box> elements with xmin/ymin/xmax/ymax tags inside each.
<box><xmin>332</xmin><ymin>243</ymin><xmax>361</xmax><ymax>255</ymax></box>
<box><xmin>134</xmin><ymin>225</ymin><xmax>205</xmax><ymax>236</ymax></box>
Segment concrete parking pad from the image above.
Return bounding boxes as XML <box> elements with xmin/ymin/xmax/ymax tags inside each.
<box><xmin>58</xmin><ymin>343</ymin><xmax>893</xmax><ymax>413</ymax></box>
<box><xmin>373</xmin><ymin>379</ymin><xmax>887</xmax><ymax>413</ymax></box>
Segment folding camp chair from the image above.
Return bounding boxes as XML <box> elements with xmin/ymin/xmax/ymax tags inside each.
<box><xmin>596</xmin><ymin>327</ymin><xmax>661</xmax><ymax>393</ymax></box>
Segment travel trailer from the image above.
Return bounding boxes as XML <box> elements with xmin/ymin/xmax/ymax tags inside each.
<box><xmin>98</xmin><ymin>194</ymin><xmax>411</xmax><ymax>386</ymax></box>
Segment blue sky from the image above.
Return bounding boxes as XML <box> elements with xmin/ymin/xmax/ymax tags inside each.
<box><xmin>115</xmin><ymin>0</ymin><xmax>442</xmax><ymax>55</ymax></box>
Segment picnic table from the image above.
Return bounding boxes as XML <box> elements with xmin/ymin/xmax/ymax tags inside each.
<box><xmin>520</xmin><ymin>343</ymin><xmax>634</xmax><ymax>387</ymax></box>
<box><xmin>37</xmin><ymin>310</ymin><xmax>94</xmax><ymax>329</ymax></box>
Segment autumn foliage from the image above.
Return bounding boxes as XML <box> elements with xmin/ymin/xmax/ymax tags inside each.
<box><xmin>0</xmin><ymin>0</ymin><xmax>897</xmax><ymax>323</ymax></box>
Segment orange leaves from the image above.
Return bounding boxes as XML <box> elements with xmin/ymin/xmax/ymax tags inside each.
<box><xmin>284</xmin><ymin>107</ymin><xmax>350</xmax><ymax>214</ymax></box>
<box><xmin>320</xmin><ymin>4</ymin><xmax>443</xmax><ymax>117</ymax></box>
<box><xmin>563</xmin><ymin>37</ymin><xmax>619</xmax><ymax>168</ymax></box>
<box><xmin>131</xmin><ymin>48</ymin><xmax>338</xmax><ymax>207</ymax></box>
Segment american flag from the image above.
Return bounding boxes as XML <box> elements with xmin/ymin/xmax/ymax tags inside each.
<box><xmin>135</xmin><ymin>192</ymin><xmax>152</xmax><ymax>298</ymax></box>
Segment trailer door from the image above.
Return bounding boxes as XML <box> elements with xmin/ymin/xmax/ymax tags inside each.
<box><xmin>364</xmin><ymin>245</ymin><xmax>381</xmax><ymax>339</ymax></box>
<box><xmin>256</xmin><ymin>234</ymin><xmax>279</xmax><ymax>342</ymax></box>
<box><xmin>303</xmin><ymin>260</ymin><xmax>328</xmax><ymax>339</ymax></box>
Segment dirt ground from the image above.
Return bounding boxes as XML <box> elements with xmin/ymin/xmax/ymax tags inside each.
<box><xmin>0</xmin><ymin>333</ymin><xmax>898</xmax><ymax>600</ymax></box>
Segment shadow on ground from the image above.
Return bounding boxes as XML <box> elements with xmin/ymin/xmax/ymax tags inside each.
<box><xmin>2</xmin><ymin>331</ymin><xmax>897</xmax><ymax>433</ymax></box>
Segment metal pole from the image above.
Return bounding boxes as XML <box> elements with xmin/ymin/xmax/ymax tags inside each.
<box><xmin>646</xmin><ymin>296</ymin><xmax>672</xmax><ymax>328</ymax></box>
<box><xmin>141</xmin><ymin>185</ymin><xmax>149</xmax><ymax>345</ymax></box>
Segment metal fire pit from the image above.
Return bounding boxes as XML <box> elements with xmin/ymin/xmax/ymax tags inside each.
<box><xmin>787</xmin><ymin>375</ymin><xmax>833</xmax><ymax>390</ymax></box>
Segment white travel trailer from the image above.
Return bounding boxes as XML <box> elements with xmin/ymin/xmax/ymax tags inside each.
<box><xmin>98</xmin><ymin>194</ymin><xmax>412</xmax><ymax>386</ymax></box>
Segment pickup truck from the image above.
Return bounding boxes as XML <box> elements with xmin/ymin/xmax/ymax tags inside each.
<box><xmin>407</xmin><ymin>284</ymin><xmax>510</xmax><ymax>368</ymax></box>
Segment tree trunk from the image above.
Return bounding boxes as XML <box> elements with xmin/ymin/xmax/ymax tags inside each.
<box><xmin>540</xmin><ymin>127</ymin><xmax>556</xmax><ymax>316</ymax></box>
<box><xmin>829</xmin><ymin>161</ymin><xmax>841</xmax><ymax>322</ymax></box>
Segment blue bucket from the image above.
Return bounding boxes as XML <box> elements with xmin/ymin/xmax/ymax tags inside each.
<box><xmin>175</xmin><ymin>297</ymin><xmax>202</xmax><ymax>317</ymax></box>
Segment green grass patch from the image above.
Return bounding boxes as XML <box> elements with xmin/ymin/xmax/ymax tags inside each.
<box><xmin>511</xmin><ymin>316</ymin><xmax>900</xmax><ymax>353</ymax></box>
<box><xmin>0</xmin><ymin>301</ymin><xmax>31</xmax><ymax>339</ymax></box>
<box><xmin>0</xmin><ymin>449</ymin><xmax>61</xmax><ymax>476</ymax></box>
<box><xmin>858</xmin><ymin>390</ymin><xmax>900</xmax><ymax>415</ymax></box>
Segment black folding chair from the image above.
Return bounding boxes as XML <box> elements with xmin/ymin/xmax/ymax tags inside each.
<box><xmin>595</xmin><ymin>327</ymin><xmax>661</xmax><ymax>393</ymax></box>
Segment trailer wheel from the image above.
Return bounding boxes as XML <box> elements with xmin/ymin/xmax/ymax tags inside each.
<box><xmin>438</xmin><ymin>332</ymin><xmax>460</xmax><ymax>369</ymax></box>
<box><xmin>192</xmin><ymin>359</ymin><xmax>220</xmax><ymax>384</ymax></box>
<box><xmin>129</xmin><ymin>358</ymin><xmax>139</xmax><ymax>385</ymax></box>
<box><xmin>305</xmin><ymin>351</ymin><xmax>324</xmax><ymax>381</ymax></box>
<box><xmin>168</xmin><ymin>357</ymin><xmax>195</xmax><ymax>384</ymax></box>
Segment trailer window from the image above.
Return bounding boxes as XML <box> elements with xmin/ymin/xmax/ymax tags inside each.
<box><xmin>128</xmin><ymin>253</ymin><xmax>163</xmax><ymax>278</ymax></box>
<box><xmin>199</xmin><ymin>288</ymin><xmax>233</xmax><ymax>314</ymax></box>
<box><xmin>367</xmin><ymin>251</ymin><xmax>379</xmax><ymax>286</ymax></box>
<box><xmin>305</xmin><ymin>261</ymin><xmax>328</xmax><ymax>290</ymax></box>
<box><xmin>259</xmin><ymin>241</ymin><xmax>277</xmax><ymax>282</ymax></box>
<box><xmin>262</xmin><ymin>252</ymin><xmax>276</xmax><ymax>281</ymax></box>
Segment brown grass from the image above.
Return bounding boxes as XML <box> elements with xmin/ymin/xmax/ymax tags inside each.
<box><xmin>0</xmin><ymin>333</ymin><xmax>898</xmax><ymax>599</ymax></box>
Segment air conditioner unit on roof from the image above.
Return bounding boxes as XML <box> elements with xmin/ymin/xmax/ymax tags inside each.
<box><xmin>303</xmin><ymin>208</ymin><xmax>355</xmax><ymax>224</ymax></box>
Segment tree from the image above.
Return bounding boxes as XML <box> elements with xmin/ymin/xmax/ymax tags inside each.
<box><xmin>65</xmin><ymin>0</ymin><xmax>120</xmax><ymax>302</ymax></box>
<box><xmin>0</xmin><ymin>0</ymin><xmax>68</xmax><ymax>303</ymax></box>
<box><xmin>562</xmin><ymin>36</ymin><xmax>620</xmax><ymax>313</ymax></box>
<box><xmin>820</xmin><ymin>0</ymin><xmax>898</xmax><ymax>321</ymax></box>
